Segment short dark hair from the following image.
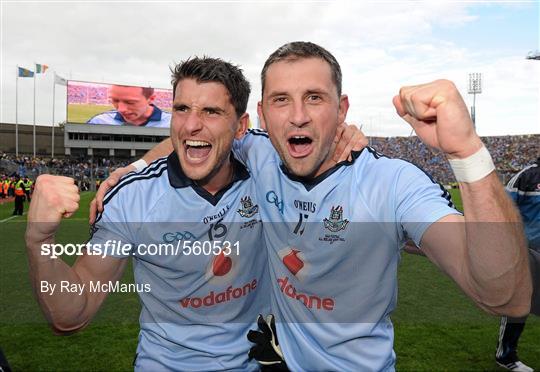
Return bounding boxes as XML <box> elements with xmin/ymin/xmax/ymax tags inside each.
<box><xmin>261</xmin><ymin>41</ymin><xmax>342</xmax><ymax>97</ymax></box>
<box><xmin>141</xmin><ymin>87</ymin><xmax>154</xmax><ymax>99</ymax></box>
<box><xmin>112</xmin><ymin>85</ymin><xmax>154</xmax><ymax>99</ymax></box>
<box><xmin>171</xmin><ymin>57</ymin><xmax>251</xmax><ymax>118</ymax></box>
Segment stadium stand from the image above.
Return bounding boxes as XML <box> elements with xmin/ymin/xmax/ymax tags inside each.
<box><xmin>154</xmin><ymin>90</ymin><xmax>173</xmax><ymax>111</ymax></box>
<box><xmin>1</xmin><ymin>132</ymin><xmax>538</xmax><ymax>187</ymax></box>
<box><xmin>0</xmin><ymin>153</ymin><xmax>129</xmax><ymax>191</ymax></box>
<box><xmin>370</xmin><ymin>134</ymin><xmax>539</xmax><ymax>185</ymax></box>
<box><xmin>67</xmin><ymin>84</ymin><xmax>108</xmax><ymax>105</ymax></box>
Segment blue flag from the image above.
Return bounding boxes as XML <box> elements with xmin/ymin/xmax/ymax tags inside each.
<box><xmin>18</xmin><ymin>67</ymin><xmax>34</xmax><ymax>77</ymax></box>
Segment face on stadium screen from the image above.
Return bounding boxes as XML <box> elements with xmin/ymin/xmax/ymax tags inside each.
<box><xmin>109</xmin><ymin>86</ymin><xmax>154</xmax><ymax>125</ymax></box>
<box><xmin>66</xmin><ymin>81</ymin><xmax>173</xmax><ymax>126</ymax></box>
<box><xmin>258</xmin><ymin>57</ymin><xmax>349</xmax><ymax>178</ymax></box>
<box><xmin>170</xmin><ymin>78</ymin><xmax>247</xmax><ymax>185</ymax></box>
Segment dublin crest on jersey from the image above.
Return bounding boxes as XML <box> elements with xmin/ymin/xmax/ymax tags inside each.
<box><xmin>237</xmin><ymin>196</ymin><xmax>259</xmax><ymax>218</ymax></box>
<box><xmin>323</xmin><ymin>206</ymin><xmax>349</xmax><ymax>232</ymax></box>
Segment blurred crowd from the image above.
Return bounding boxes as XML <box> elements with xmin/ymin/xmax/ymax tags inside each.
<box><xmin>0</xmin><ymin>153</ymin><xmax>129</xmax><ymax>192</ymax></box>
<box><xmin>153</xmin><ymin>90</ymin><xmax>173</xmax><ymax>111</ymax></box>
<box><xmin>1</xmin><ymin>134</ymin><xmax>538</xmax><ymax>190</ymax></box>
<box><xmin>68</xmin><ymin>85</ymin><xmax>108</xmax><ymax>105</ymax></box>
<box><xmin>370</xmin><ymin>134</ymin><xmax>539</xmax><ymax>184</ymax></box>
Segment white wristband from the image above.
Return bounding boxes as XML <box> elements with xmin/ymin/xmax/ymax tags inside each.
<box><xmin>447</xmin><ymin>145</ymin><xmax>495</xmax><ymax>183</ymax></box>
<box><xmin>131</xmin><ymin>159</ymin><xmax>148</xmax><ymax>172</ymax></box>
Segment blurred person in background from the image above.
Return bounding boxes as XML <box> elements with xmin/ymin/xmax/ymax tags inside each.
<box><xmin>495</xmin><ymin>157</ymin><xmax>540</xmax><ymax>372</ymax></box>
<box><xmin>23</xmin><ymin>177</ymin><xmax>33</xmax><ymax>202</ymax></box>
<box><xmin>12</xmin><ymin>175</ymin><xmax>25</xmax><ymax>216</ymax></box>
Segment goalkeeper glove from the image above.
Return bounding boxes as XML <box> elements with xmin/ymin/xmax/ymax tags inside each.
<box><xmin>247</xmin><ymin>314</ymin><xmax>289</xmax><ymax>371</ymax></box>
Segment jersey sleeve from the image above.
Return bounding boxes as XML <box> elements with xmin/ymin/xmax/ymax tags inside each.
<box><xmin>506</xmin><ymin>165</ymin><xmax>540</xmax><ymax>249</ymax></box>
<box><xmin>506</xmin><ymin>171</ymin><xmax>522</xmax><ymax>204</ymax></box>
<box><xmin>89</xmin><ymin>187</ymin><xmax>138</xmax><ymax>258</ymax></box>
<box><xmin>232</xmin><ymin>129</ymin><xmax>275</xmax><ymax>170</ymax></box>
<box><xmin>394</xmin><ymin>162</ymin><xmax>460</xmax><ymax>246</ymax></box>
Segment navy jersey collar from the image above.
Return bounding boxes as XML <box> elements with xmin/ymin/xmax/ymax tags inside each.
<box><xmin>167</xmin><ymin>151</ymin><xmax>250</xmax><ymax>205</ymax></box>
<box><xmin>114</xmin><ymin>104</ymin><xmax>163</xmax><ymax>125</ymax></box>
<box><xmin>280</xmin><ymin>149</ymin><xmax>364</xmax><ymax>192</ymax></box>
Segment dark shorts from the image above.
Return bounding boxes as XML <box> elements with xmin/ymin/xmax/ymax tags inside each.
<box><xmin>530</xmin><ymin>248</ymin><xmax>540</xmax><ymax>316</ymax></box>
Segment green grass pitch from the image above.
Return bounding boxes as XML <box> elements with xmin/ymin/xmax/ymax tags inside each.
<box><xmin>67</xmin><ymin>104</ymin><xmax>114</xmax><ymax>124</ymax></box>
<box><xmin>0</xmin><ymin>190</ymin><xmax>538</xmax><ymax>371</ymax></box>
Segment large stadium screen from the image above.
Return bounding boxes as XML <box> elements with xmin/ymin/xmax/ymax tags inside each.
<box><xmin>67</xmin><ymin>81</ymin><xmax>173</xmax><ymax>128</ymax></box>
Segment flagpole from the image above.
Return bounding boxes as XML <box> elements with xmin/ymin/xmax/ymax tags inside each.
<box><xmin>52</xmin><ymin>75</ymin><xmax>56</xmax><ymax>158</ymax></box>
<box><xmin>15</xmin><ymin>66</ymin><xmax>19</xmax><ymax>157</ymax></box>
<box><xmin>33</xmin><ymin>63</ymin><xmax>36</xmax><ymax>157</ymax></box>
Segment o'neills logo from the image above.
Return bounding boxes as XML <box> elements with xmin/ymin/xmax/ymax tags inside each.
<box><xmin>179</xmin><ymin>279</ymin><xmax>257</xmax><ymax>308</ymax></box>
<box><xmin>277</xmin><ymin>277</ymin><xmax>334</xmax><ymax>311</ymax></box>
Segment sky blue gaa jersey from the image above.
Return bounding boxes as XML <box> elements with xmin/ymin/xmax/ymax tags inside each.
<box><xmin>234</xmin><ymin>130</ymin><xmax>459</xmax><ymax>371</ymax></box>
<box><xmin>506</xmin><ymin>160</ymin><xmax>540</xmax><ymax>250</ymax></box>
<box><xmin>90</xmin><ymin>152</ymin><xmax>270</xmax><ymax>371</ymax></box>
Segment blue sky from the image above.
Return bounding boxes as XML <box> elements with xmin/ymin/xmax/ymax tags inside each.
<box><xmin>433</xmin><ymin>2</ymin><xmax>538</xmax><ymax>51</ymax></box>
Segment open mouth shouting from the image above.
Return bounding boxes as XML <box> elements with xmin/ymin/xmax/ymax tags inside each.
<box><xmin>185</xmin><ymin>140</ymin><xmax>212</xmax><ymax>163</ymax></box>
<box><xmin>287</xmin><ymin>134</ymin><xmax>313</xmax><ymax>158</ymax></box>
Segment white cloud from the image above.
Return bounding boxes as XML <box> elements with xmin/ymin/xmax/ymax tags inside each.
<box><xmin>1</xmin><ymin>1</ymin><xmax>537</xmax><ymax>136</ymax></box>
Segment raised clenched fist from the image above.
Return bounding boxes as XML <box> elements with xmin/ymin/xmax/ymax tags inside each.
<box><xmin>392</xmin><ymin>79</ymin><xmax>484</xmax><ymax>159</ymax></box>
<box><xmin>26</xmin><ymin>175</ymin><xmax>80</xmax><ymax>241</ymax></box>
